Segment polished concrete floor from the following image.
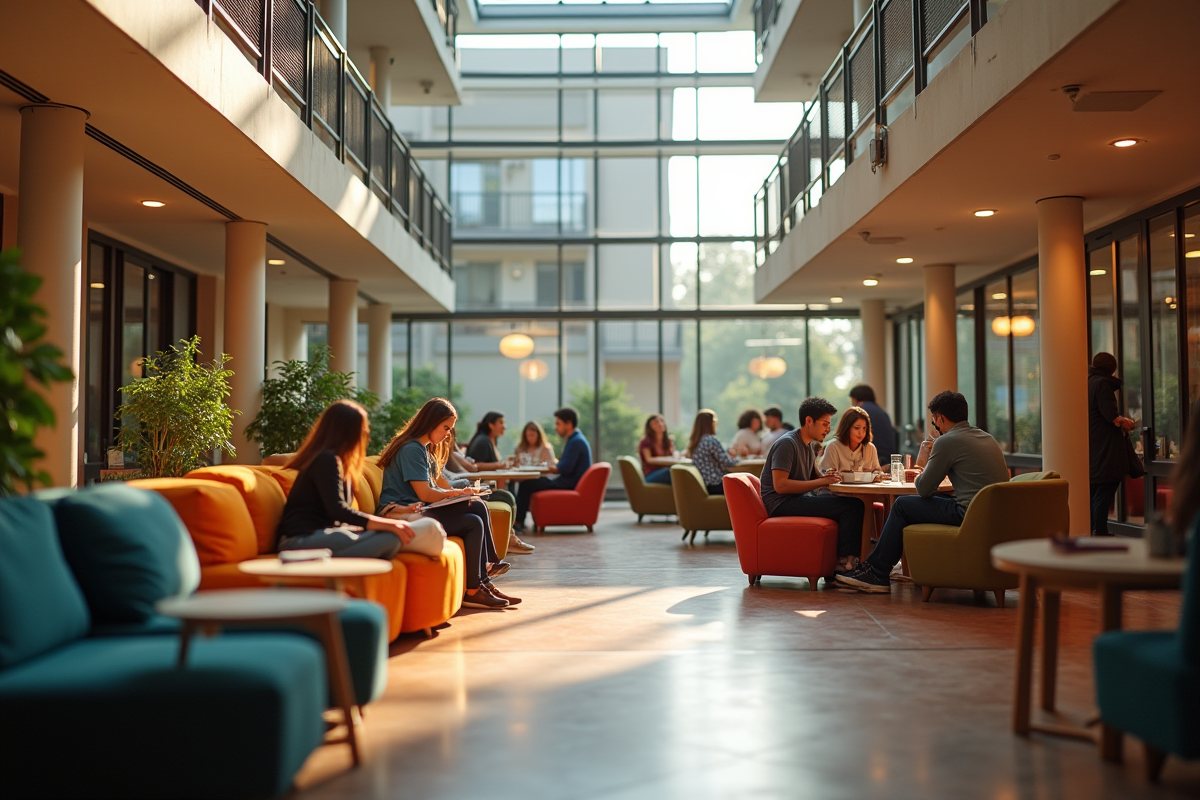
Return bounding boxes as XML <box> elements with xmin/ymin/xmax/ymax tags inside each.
<box><xmin>294</xmin><ymin>505</ymin><xmax>1200</xmax><ymax>799</ymax></box>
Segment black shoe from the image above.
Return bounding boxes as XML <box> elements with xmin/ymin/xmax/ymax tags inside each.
<box><xmin>835</xmin><ymin>565</ymin><xmax>890</xmax><ymax>593</ymax></box>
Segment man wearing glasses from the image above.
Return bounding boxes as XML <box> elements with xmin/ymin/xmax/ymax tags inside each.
<box><xmin>836</xmin><ymin>391</ymin><xmax>1009</xmax><ymax>594</ymax></box>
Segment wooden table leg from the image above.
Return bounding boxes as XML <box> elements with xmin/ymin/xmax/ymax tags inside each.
<box><xmin>1012</xmin><ymin>572</ymin><xmax>1037</xmax><ymax>735</ymax></box>
<box><xmin>1040</xmin><ymin>588</ymin><xmax>1061</xmax><ymax>712</ymax></box>
<box><xmin>858</xmin><ymin>495</ymin><xmax>874</xmax><ymax>562</ymax></box>
<box><xmin>307</xmin><ymin>612</ymin><xmax>361</xmax><ymax>766</ymax></box>
<box><xmin>176</xmin><ymin>621</ymin><xmax>197</xmax><ymax>668</ymax></box>
<box><xmin>1099</xmin><ymin>583</ymin><xmax>1124</xmax><ymax>763</ymax></box>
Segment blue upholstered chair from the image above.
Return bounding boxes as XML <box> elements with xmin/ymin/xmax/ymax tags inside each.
<box><xmin>1093</xmin><ymin>519</ymin><xmax>1200</xmax><ymax>782</ymax></box>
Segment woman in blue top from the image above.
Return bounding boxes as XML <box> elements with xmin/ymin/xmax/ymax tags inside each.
<box><xmin>378</xmin><ymin>398</ymin><xmax>518</xmax><ymax>610</ymax></box>
<box><xmin>685</xmin><ymin>409</ymin><xmax>737</xmax><ymax>495</ymax></box>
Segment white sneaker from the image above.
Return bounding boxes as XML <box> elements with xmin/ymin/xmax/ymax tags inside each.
<box><xmin>508</xmin><ymin>533</ymin><xmax>535</xmax><ymax>554</ymax></box>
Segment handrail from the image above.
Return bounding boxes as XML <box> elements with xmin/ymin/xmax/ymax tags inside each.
<box><xmin>754</xmin><ymin>0</ymin><xmax>989</xmax><ymax>269</ymax></box>
<box><xmin>196</xmin><ymin>0</ymin><xmax>454</xmax><ymax>273</ymax></box>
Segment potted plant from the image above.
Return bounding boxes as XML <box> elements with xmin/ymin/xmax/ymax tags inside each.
<box><xmin>0</xmin><ymin>248</ymin><xmax>74</xmax><ymax>495</ymax></box>
<box><xmin>116</xmin><ymin>336</ymin><xmax>237</xmax><ymax>478</ymax></box>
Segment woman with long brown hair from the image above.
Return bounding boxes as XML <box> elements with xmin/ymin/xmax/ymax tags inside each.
<box><xmin>514</xmin><ymin>420</ymin><xmax>557</xmax><ymax>466</ymax></box>
<box><xmin>638</xmin><ymin>414</ymin><xmax>674</xmax><ymax>485</ymax></box>
<box><xmin>378</xmin><ymin>398</ymin><xmax>518</xmax><ymax>610</ymax></box>
<box><xmin>276</xmin><ymin>400</ymin><xmax>421</xmax><ymax>558</ymax></box>
<box><xmin>818</xmin><ymin>406</ymin><xmax>880</xmax><ymax>473</ymax></box>
<box><xmin>685</xmin><ymin>409</ymin><xmax>736</xmax><ymax>495</ymax></box>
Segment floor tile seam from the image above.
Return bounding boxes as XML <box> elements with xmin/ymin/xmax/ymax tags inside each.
<box><xmin>399</xmin><ymin>645</ymin><xmax>1026</xmax><ymax>655</ymax></box>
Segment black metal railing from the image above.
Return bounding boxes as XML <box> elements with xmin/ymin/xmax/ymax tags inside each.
<box><xmin>195</xmin><ymin>0</ymin><xmax>454</xmax><ymax>271</ymax></box>
<box><xmin>754</xmin><ymin>0</ymin><xmax>992</xmax><ymax>267</ymax></box>
<box><xmin>451</xmin><ymin>192</ymin><xmax>588</xmax><ymax>235</ymax></box>
<box><xmin>752</xmin><ymin>0</ymin><xmax>782</xmax><ymax>65</ymax></box>
<box><xmin>432</xmin><ymin>0</ymin><xmax>458</xmax><ymax>55</ymax></box>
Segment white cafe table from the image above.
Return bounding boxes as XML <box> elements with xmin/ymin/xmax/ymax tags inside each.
<box><xmin>238</xmin><ymin>556</ymin><xmax>392</xmax><ymax>595</ymax></box>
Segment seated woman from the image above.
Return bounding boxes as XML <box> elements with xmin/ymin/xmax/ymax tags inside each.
<box><xmin>446</xmin><ymin>428</ymin><xmax>534</xmax><ymax>556</ymax></box>
<box><xmin>378</xmin><ymin>398</ymin><xmax>519</xmax><ymax>609</ymax></box>
<box><xmin>514</xmin><ymin>421</ymin><xmax>557</xmax><ymax>467</ymax></box>
<box><xmin>277</xmin><ymin>399</ymin><xmax>441</xmax><ymax>559</ymax></box>
<box><xmin>465</xmin><ymin>411</ymin><xmax>510</xmax><ymax>470</ymax></box>
<box><xmin>638</xmin><ymin>414</ymin><xmax>675</xmax><ymax>485</ymax></box>
<box><xmin>729</xmin><ymin>409</ymin><xmax>765</xmax><ymax>456</ymax></box>
<box><xmin>686</xmin><ymin>409</ymin><xmax>737</xmax><ymax>495</ymax></box>
<box><xmin>819</xmin><ymin>406</ymin><xmax>881</xmax><ymax>474</ymax></box>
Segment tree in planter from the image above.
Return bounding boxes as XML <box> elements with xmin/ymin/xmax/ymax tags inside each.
<box><xmin>247</xmin><ymin>346</ymin><xmax>377</xmax><ymax>457</ymax></box>
<box><xmin>116</xmin><ymin>336</ymin><xmax>237</xmax><ymax>478</ymax></box>
<box><xmin>0</xmin><ymin>248</ymin><xmax>74</xmax><ymax>494</ymax></box>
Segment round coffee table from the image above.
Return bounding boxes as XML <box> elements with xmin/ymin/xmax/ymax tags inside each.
<box><xmin>829</xmin><ymin>479</ymin><xmax>954</xmax><ymax>561</ymax></box>
<box><xmin>238</xmin><ymin>557</ymin><xmax>392</xmax><ymax>595</ymax></box>
<box><xmin>156</xmin><ymin>589</ymin><xmax>361</xmax><ymax>765</ymax></box>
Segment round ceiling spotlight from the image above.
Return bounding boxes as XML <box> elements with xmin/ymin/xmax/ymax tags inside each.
<box><xmin>1089</xmin><ymin>269</ymin><xmax>1107</xmax><ymax>276</ymax></box>
<box><xmin>141</xmin><ymin>200</ymin><xmax>165</xmax><ymax>208</ymax></box>
<box><xmin>896</xmin><ymin>257</ymin><xmax>914</xmax><ymax>264</ymax></box>
<box><xmin>974</xmin><ymin>209</ymin><xmax>996</xmax><ymax>217</ymax></box>
<box><xmin>830</xmin><ymin>296</ymin><xmax>844</xmax><ymax>304</ymax></box>
<box><xmin>863</xmin><ymin>277</ymin><xmax>880</xmax><ymax>287</ymax></box>
<box><xmin>268</xmin><ymin>259</ymin><xmax>286</xmax><ymax>266</ymax></box>
<box><xmin>1109</xmin><ymin>138</ymin><xmax>1142</xmax><ymax>148</ymax></box>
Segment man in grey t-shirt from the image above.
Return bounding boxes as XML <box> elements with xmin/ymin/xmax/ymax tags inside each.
<box><xmin>760</xmin><ymin>397</ymin><xmax>865</xmax><ymax>576</ymax></box>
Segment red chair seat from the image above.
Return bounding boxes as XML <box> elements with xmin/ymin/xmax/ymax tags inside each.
<box><xmin>531</xmin><ymin>463</ymin><xmax>612</xmax><ymax>533</ymax></box>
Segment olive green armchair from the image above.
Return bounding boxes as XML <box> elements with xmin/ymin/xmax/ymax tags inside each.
<box><xmin>903</xmin><ymin>471</ymin><xmax>1068</xmax><ymax>607</ymax></box>
<box><xmin>670</xmin><ymin>464</ymin><xmax>732</xmax><ymax>544</ymax></box>
<box><xmin>618</xmin><ymin>457</ymin><xmax>676</xmax><ymax>522</ymax></box>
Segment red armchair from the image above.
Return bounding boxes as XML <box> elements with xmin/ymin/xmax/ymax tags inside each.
<box><xmin>530</xmin><ymin>463</ymin><xmax>612</xmax><ymax>534</ymax></box>
<box><xmin>723</xmin><ymin>473</ymin><xmax>839</xmax><ymax>591</ymax></box>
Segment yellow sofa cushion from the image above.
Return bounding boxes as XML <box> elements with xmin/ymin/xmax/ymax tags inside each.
<box><xmin>185</xmin><ymin>466</ymin><xmax>287</xmax><ymax>554</ymax></box>
<box><xmin>129</xmin><ymin>478</ymin><xmax>258</xmax><ymax>567</ymax></box>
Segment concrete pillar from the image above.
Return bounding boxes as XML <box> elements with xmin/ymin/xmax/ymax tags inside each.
<box><xmin>369</xmin><ymin>46</ymin><xmax>392</xmax><ymax>107</ymax></box>
<box><xmin>195</xmin><ymin>275</ymin><xmax>224</xmax><ymax>359</ymax></box>
<box><xmin>860</xmin><ymin>298</ymin><xmax>887</xmax><ymax>411</ymax></box>
<box><xmin>224</xmin><ymin>221</ymin><xmax>267</xmax><ymax>464</ymax></box>
<box><xmin>18</xmin><ymin>104</ymin><xmax>87</xmax><ymax>488</ymax></box>
<box><xmin>328</xmin><ymin>278</ymin><xmax>359</xmax><ymax>383</ymax></box>
<box><xmin>923</xmin><ymin>264</ymin><xmax>958</xmax><ymax>405</ymax></box>
<box><xmin>854</xmin><ymin>0</ymin><xmax>870</xmax><ymax>24</ymax></box>
<box><xmin>367</xmin><ymin>303</ymin><xmax>393</xmax><ymax>402</ymax></box>
<box><xmin>1037</xmin><ymin>196</ymin><xmax>1090</xmax><ymax>538</ymax></box>
<box><xmin>323</xmin><ymin>0</ymin><xmax>347</xmax><ymax>48</ymax></box>
<box><xmin>266</xmin><ymin>303</ymin><xmax>285</xmax><ymax>378</ymax></box>
<box><xmin>284</xmin><ymin>308</ymin><xmax>308</xmax><ymax>363</ymax></box>
<box><xmin>1</xmin><ymin>192</ymin><xmax>18</xmax><ymax>249</ymax></box>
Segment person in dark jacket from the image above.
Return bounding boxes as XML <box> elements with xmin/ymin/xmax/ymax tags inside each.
<box><xmin>849</xmin><ymin>384</ymin><xmax>896</xmax><ymax>462</ymax></box>
<box><xmin>1088</xmin><ymin>352</ymin><xmax>1137</xmax><ymax>535</ymax></box>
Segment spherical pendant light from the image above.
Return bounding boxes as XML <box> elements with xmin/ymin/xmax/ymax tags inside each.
<box><xmin>519</xmin><ymin>359</ymin><xmax>549</xmax><ymax>381</ymax></box>
<box><xmin>499</xmin><ymin>333</ymin><xmax>535</xmax><ymax>359</ymax></box>
<box><xmin>749</xmin><ymin>356</ymin><xmax>787</xmax><ymax>379</ymax></box>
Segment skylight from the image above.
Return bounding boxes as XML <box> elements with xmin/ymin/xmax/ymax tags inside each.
<box><xmin>473</xmin><ymin>0</ymin><xmax>733</xmax><ymax>20</ymax></box>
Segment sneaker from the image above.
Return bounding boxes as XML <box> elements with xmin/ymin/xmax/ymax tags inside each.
<box><xmin>835</xmin><ymin>556</ymin><xmax>861</xmax><ymax>576</ymax></box>
<box><xmin>485</xmin><ymin>582</ymin><xmax>522</xmax><ymax>605</ymax></box>
<box><xmin>462</xmin><ymin>585</ymin><xmax>509</xmax><ymax>609</ymax></box>
<box><xmin>835</xmin><ymin>565</ymin><xmax>891</xmax><ymax>593</ymax></box>
<box><xmin>487</xmin><ymin>561</ymin><xmax>511</xmax><ymax>578</ymax></box>
<box><xmin>508</xmin><ymin>534</ymin><xmax>535</xmax><ymax>554</ymax></box>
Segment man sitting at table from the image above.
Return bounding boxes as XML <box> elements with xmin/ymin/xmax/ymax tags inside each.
<box><xmin>760</xmin><ymin>397</ymin><xmax>865</xmax><ymax>576</ymax></box>
<box><xmin>837</xmin><ymin>390</ymin><xmax>1009</xmax><ymax>594</ymax></box>
<box><xmin>512</xmin><ymin>407</ymin><xmax>592</xmax><ymax>534</ymax></box>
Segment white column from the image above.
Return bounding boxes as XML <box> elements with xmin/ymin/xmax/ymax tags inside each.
<box><xmin>284</xmin><ymin>308</ymin><xmax>308</xmax><ymax>363</ymax></box>
<box><xmin>1038</xmin><ymin>196</ymin><xmax>1090</xmax><ymax>538</ymax></box>
<box><xmin>367</xmin><ymin>302</ymin><xmax>392</xmax><ymax>402</ymax></box>
<box><xmin>369</xmin><ymin>46</ymin><xmax>392</xmax><ymax>107</ymax></box>
<box><xmin>18</xmin><ymin>104</ymin><xmax>87</xmax><ymax>488</ymax></box>
<box><xmin>860</xmin><ymin>298</ymin><xmax>887</xmax><ymax>411</ymax></box>
<box><xmin>923</xmin><ymin>264</ymin><xmax>958</xmax><ymax>405</ymax></box>
<box><xmin>323</xmin><ymin>0</ymin><xmax>347</xmax><ymax>48</ymax></box>
<box><xmin>266</xmin><ymin>303</ymin><xmax>286</xmax><ymax>378</ymax></box>
<box><xmin>224</xmin><ymin>221</ymin><xmax>267</xmax><ymax>464</ymax></box>
<box><xmin>328</xmin><ymin>278</ymin><xmax>359</xmax><ymax>383</ymax></box>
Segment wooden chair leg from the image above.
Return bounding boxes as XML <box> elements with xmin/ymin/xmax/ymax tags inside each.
<box><xmin>1144</xmin><ymin>742</ymin><xmax>1167</xmax><ymax>783</ymax></box>
<box><xmin>748</xmin><ymin>574</ymin><xmax>756</xmax><ymax>586</ymax></box>
<box><xmin>638</xmin><ymin>514</ymin><xmax>644</xmax><ymax>523</ymax></box>
<box><xmin>807</xmin><ymin>576</ymin><xmax>819</xmax><ymax>592</ymax></box>
<box><xmin>587</xmin><ymin>525</ymin><xmax>593</xmax><ymax>532</ymax></box>
<box><xmin>689</xmin><ymin>530</ymin><xmax>698</xmax><ymax>544</ymax></box>
<box><xmin>900</xmin><ymin>554</ymin><xmax>910</xmax><ymax>577</ymax></box>
<box><xmin>920</xmin><ymin>586</ymin><xmax>935</xmax><ymax>602</ymax></box>
<box><xmin>681</xmin><ymin>530</ymin><xmax>690</xmax><ymax>541</ymax></box>
<box><xmin>993</xmin><ymin>590</ymin><xmax>1006</xmax><ymax>608</ymax></box>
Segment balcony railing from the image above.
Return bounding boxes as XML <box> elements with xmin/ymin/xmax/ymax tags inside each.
<box><xmin>752</xmin><ymin>0</ymin><xmax>782</xmax><ymax>65</ymax></box>
<box><xmin>451</xmin><ymin>192</ymin><xmax>588</xmax><ymax>236</ymax></box>
<box><xmin>432</xmin><ymin>0</ymin><xmax>459</xmax><ymax>55</ymax></box>
<box><xmin>753</xmin><ymin>0</ymin><xmax>993</xmax><ymax>268</ymax></box>
<box><xmin>195</xmin><ymin>0</ymin><xmax>453</xmax><ymax>272</ymax></box>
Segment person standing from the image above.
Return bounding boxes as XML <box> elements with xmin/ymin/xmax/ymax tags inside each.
<box><xmin>759</xmin><ymin>397</ymin><xmax>866</xmax><ymax>575</ymax></box>
<box><xmin>849</xmin><ymin>384</ymin><xmax>896</xmax><ymax>463</ymax></box>
<box><xmin>1088</xmin><ymin>352</ymin><xmax>1139</xmax><ymax>535</ymax></box>
<box><xmin>761</xmin><ymin>406</ymin><xmax>787</xmax><ymax>449</ymax></box>
<box><xmin>513</xmin><ymin>408</ymin><xmax>592</xmax><ymax>534</ymax></box>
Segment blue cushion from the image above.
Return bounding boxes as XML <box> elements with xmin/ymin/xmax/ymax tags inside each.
<box><xmin>0</xmin><ymin>634</ymin><xmax>325</xmax><ymax>799</ymax></box>
<box><xmin>51</xmin><ymin>485</ymin><xmax>201</xmax><ymax>624</ymax></box>
<box><xmin>0</xmin><ymin>497</ymin><xmax>90</xmax><ymax>668</ymax></box>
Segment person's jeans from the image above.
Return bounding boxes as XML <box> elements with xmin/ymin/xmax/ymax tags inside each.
<box><xmin>1090</xmin><ymin>481</ymin><xmax>1121</xmax><ymax>535</ymax></box>
<box><xmin>865</xmin><ymin>495</ymin><xmax>965</xmax><ymax>577</ymax></box>
<box><xmin>423</xmin><ymin>499</ymin><xmax>498</xmax><ymax>589</ymax></box>
<box><xmin>279</xmin><ymin>527</ymin><xmax>400</xmax><ymax>559</ymax></box>
<box><xmin>706</xmin><ymin>482</ymin><xmax>726</xmax><ymax>496</ymax></box>
<box><xmin>645</xmin><ymin>468</ymin><xmax>672</xmax><ymax>485</ymax></box>
<box><xmin>768</xmin><ymin>494</ymin><xmax>864</xmax><ymax>559</ymax></box>
<box><xmin>515</xmin><ymin>476</ymin><xmax>558</xmax><ymax>529</ymax></box>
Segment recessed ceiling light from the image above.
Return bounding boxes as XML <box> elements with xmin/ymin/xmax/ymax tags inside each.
<box><xmin>863</xmin><ymin>278</ymin><xmax>879</xmax><ymax>286</ymax></box>
<box><xmin>141</xmin><ymin>200</ymin><xmax>165</xmax><ymax>208</ymax></box>
<box><xmin>1089</xmin><ymin>269</ymin><xmax>1107</xmax><ymax>276</ymax></box>
<box><xmin>809</xmin><ymin>303</ymin><xmax>829</xmax><ymax>311</ymax></box>
<box><xmin>268</xmin><ymin>259</ymin><xmax>286</xmax><ymax>266</ymax></box>
<box><xmin>1168</xmin><ymin>233</ymin><xmax>1196</xmax><ymax>238</ymax></box>
<box><xmin>1110</xmin><ymin>138</ymin><xmax>1141</xmax><ymax>148</ymax></box>
<box><xmin>896</xmin><ymin>257</ymin><xmax>914</xmax><ymax>264</ymax></box>
<box><xmin>992</xmin><ymin>292</ymin><xmax>1007</xmax><ymax>300</ymax></box>
<box><xmin>1186</xmin><ymin>250</ymin><xmax>1200</xmax><ymax>259</ymax></box>
<box><xmin>830</xmin><ymin>296</ymin><xmax>844</xmax><ymax>304</ymax></box>
<box><xmin>974</xmin><ymin>209</ymin><xmax>996</xmax><ymax>217</ymax></box>
<box><xmin>89</xmin><ymin>282</ymin><xmax>104</xmax><ymax>289</ymax></box>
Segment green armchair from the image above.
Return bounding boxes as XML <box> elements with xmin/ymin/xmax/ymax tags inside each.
<box><xmin>903</xmin><ymin>471</ymin><xmax>1068</xmax><ymax>607</ymax></box>
<box><xmin>670</xmin><ymin>464</ymin><xmax>732</xmax><ymax>544</ymax></box>
<box><xmin>618</xmin><ymin>457</ymin><xmax>676</xmax><ymax>522</ymax></box>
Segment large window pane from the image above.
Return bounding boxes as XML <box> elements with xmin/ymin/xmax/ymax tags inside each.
<box><xmin>389</xmin><ymin>105</ymin><xmax>448</xmax><ymax>142</ymax></box>
<box><xmin>454</xmin><ymin>244</ymin><xmax>559</xmax><ymax>311</ymax></box>
<box><xmin>984</xmin><ymin>280</ymin><xmax>1011</xmax><ymax>451</ymax></box>
<box><xmin>560</xmin><ymin>321</ymin><xmax>596</xmax><ymax>452</ymax></box>
<box><xmin>458</xmin><ymin>36</ymin><xmax>560</xmax><ymax>73</ymax></box>
<box><xmin>1011</xmin><ymin>269</ymin><xmax>1041</xmax><ymax>454</ymax></box>
<box><xmin>598</xmin><ymin>321</ymin><xmax>658</xmax><ymax>485</ymax></box>
<box><xmin>391</xmin><ymin>322</ymin><xmax>409</xmax><ymax>397</ymax></box>
<box><xmin>596</xmin><ymin>34</ymin><xmax>658</xmax><ymax>73</ymax></box>
<box><xmin>696</xmin><ymin>88</ymin><xmax>803</xmax><ymax>141</ymax></box>
<box><xmin>411</xmin><ymin>321</ymin><xmax>449</xmax><ymax>399</ymax></box>
<box><xmin>696</xmin><ymin>32</ymin><xmax>756</xmax><ymax>73</ymax></box>
<box><xmin>562</xmin><ymin>35</ymin><xmax>596</xmax><ymax>74</ymax></box>
<box><xmin>669</xmin><ymin>88</ymin><xmax>696</xmax><ymax>141</ymax></box>
<box><xmin>956</xmin><ymin>290</ymin><xmax>976</xmax><ymax>424</ymax></box>
<box><xmin>561</xmin><ymin>89</ymin><xmax>596</xmax><ymax>140</ymax></box>
<box><xmin>452</xmin><ymin>90</ymin><xmax>559</xmax><ymax>142</ymax></box>
<box><xmin>675</xmin><ymin>320</ymin><xmax>698</xmax><ymax>435</ymax></box>
<box><xmin>807</xmin><ymin>318</ymin><xmax>862</xmax><ymax>409</ymax></box>
<box><xmin>597</xmin><ymin>89</ymin><xmax>657</xmax><ymax>140</ymax></box>
<box><xmin>663</xmin><ymin>242</ymin><xmax>697</xmax><ymax>311</ymax></box>
<box><xmin>1089</xmin><ymin>245</ymin><xmax>1116</xmax><ymax>357</ymax></box>
<box><xmin>1119</xmin><ymin>235</ymin><xmax>1143</xmax><ymax>439</ymax></box>
<box><xmin>1149</xmin><ymin>212</ymin><xmax>1180</xmax><ymax>460</ymax></box>
<box><xmin>86</xmin><ymin>243</ymin><xmax>107</xmax><ymax>462</ymax></box>
<box><xmin>597</xmin><ymin>158</ymin><xmax>657</xmax><ymax>235</ymax></box>
<box><xmin>1183</xmin><ymin>203</ymin><xmax>1200</xmax><ymax>414</ymax></box>
<box><xmin>698</xmin><ymin>241</ymin><xmax>756</xmax><ymax>308</ymax></box>
<box><xmin>667</xmin><ymin>156</ymin><xmax>698</xmax><ymax>237</ymax></box>
<box><xmin>599</xmin><ymin>244</ymin><xmax>658</xmax><ymax>309</ymax></box>
<box><xmin>698</xmin><ymin>155</ymin><xmax>776</xmax><ymax>236</ymax></box>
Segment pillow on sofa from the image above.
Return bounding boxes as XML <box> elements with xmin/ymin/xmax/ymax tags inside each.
<box><xmin>0</xmin><ymin>497</ymin><xmax>90</xmax><ymax>667</ymax></box>
<box><xmin>184</xmin><ymin>466</ymin><xmax>287</xmax><ymax>554</ymax></box>
<box><xmin>130</xmin><ymin>478</ymin><xmax>258</xmax><ymax>566</ymax></box>
<box><xmin>52</xmin><ymin>484</ymin><xmax>201</xmax><ymax>624</ymax></box>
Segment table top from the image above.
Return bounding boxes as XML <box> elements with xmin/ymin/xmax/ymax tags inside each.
<box><xmin>238</xmin><ymin>558</ymin><xmax>393</xmax><ymax>579</ymax></box>
<box><xmin>157</xmin><ymin>589</ymin><xmax>348</xmax><ymax>620</ymax></box>
<box><xmin>992</xmin><ymin>539</ymin><xmax>1186</xmax><ymax>582</ymax></box>
<box><xmin>468</xmin><ymin>469</ymin><xmax>547</xmax><ymax>481</ymax></box>
<box><xmin>829</xmin><ymin>479</ymin><xmax>953</xmax><ymax>495</ymax></box>
<box><xmin>647</xmin><ymin>456</ymin><xmax>767</xmax><ymax>467</ymax></box>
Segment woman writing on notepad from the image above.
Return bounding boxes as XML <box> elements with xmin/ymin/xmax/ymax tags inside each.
<box><xmin>819</xmin><ymin>407</ymin><xmax>881</xmax><ymax>475</ymax></box>
<box><xmin>276</xmin><ymin>400</ymin><xmax>442</xmax><ymax>560</ymax></box>
<box><xmin>378</xmin><ymin>398</ymin><xmax>518</xmax><ymax>610</ymax></box>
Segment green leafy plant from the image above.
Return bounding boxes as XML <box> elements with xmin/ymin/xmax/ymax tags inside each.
<box><xmin>116</xmin><ymin>336</ymin><xmax>237</xmax><ymax>478</ymax></box>
<box><xmin>247</xmin><ymin>345</ymin><xmax>377</xmax><ymax>457</ymax></box>
<box><xmin>0</xmin><ymin>248</ymin><xmax>74</xmax><ymax>494</ymax></box>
